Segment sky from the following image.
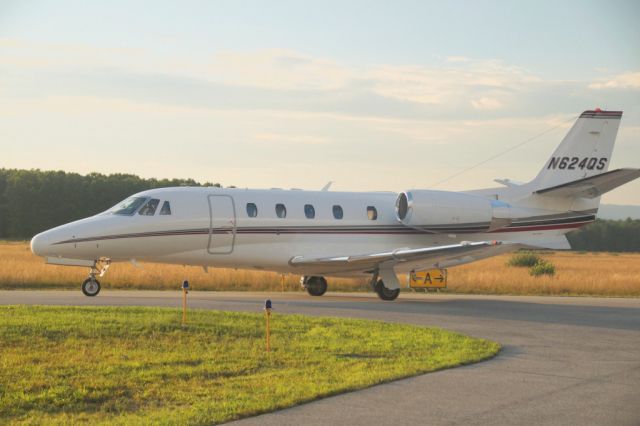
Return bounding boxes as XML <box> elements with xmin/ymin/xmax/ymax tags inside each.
<box><xmin>1</xmin><ymin>0</ymin><xmax>639</xmax><ymax>203</ymax></box>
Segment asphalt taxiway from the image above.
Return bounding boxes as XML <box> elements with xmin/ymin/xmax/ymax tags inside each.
<box><xmin>1</xmin><ymin>290</ymin><xmax>638</xmax><ymax>425</ymax></box>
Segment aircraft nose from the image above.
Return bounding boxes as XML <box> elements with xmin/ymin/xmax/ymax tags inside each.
<box><xmin>30</xmin><ymin>231</ymin><xmax>52</xmax><ymax>257</ymax></box>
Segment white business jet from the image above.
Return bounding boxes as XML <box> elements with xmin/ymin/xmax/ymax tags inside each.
<box><xmin>31</xmin><ymin>110</ymin><xmax>639</xmax><ymax>300</ymax></box>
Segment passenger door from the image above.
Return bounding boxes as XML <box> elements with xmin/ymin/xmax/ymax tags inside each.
<box><xmin>207</xmin><ymin>195</ymin><xmax>236</xmax><ymax>254</ymax></box>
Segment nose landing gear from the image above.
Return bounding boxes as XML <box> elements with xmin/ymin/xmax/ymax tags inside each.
<box><xmin>81</xmin><ymin>260</ymin><xmax>110</xmax><ymax>297</ymax></box>
<box><xmin>82</xmin><ymin>277</ymin><xmax>101</xmax><ymax>297</ymax></box>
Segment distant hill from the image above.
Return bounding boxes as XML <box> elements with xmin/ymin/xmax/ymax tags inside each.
<box><xmin>597</xmin><ymin>204</ymin><xmax>640</xmax><ymax>220</ymax></box>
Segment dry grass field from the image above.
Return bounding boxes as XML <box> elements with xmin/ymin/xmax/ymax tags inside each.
<box><xmin>1</xmin><ymin>241</ymin><xmax>639</xmax><ymax>296</ymax></box>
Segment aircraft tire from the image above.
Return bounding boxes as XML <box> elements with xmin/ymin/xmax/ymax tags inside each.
<box><xmin>375</xmin><ymin>279</ymin><xmax>400</xmax><ymax>301</ymax></box>
<box><xmin>81</xmin><ymin>278</ymin><xmax>101</xmax><ymax>297</ymax></box>
<box><xmin>305</xmin><ymin>276</ymin><xmax>327</xmax><ymax>296</ymax></box>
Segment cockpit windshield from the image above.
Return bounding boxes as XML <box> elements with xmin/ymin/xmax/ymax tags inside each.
<box><xmin>106</xmin><ymin>197</ymin><xmax>148</xmax><ymax>215</ymax></box>
<box><xmin>138</xmin><ymin>199</ymin><xmax>160</xmax><ymax>216</ymax></box>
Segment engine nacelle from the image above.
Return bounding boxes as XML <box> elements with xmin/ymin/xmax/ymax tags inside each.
<box><xmin>395</xmin><ymin>190</ymin><xmax>495</xmax><ymax>230</ymax></box>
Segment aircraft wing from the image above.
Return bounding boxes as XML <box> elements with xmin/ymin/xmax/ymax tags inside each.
<box><xmin>289</xmin><ymin>240</ymin><xmax>523</xmax><ymax>278</ymax></box>
<box><xmin>534</xmin><ymin>168</ymin><xmax>640</xmax><ymax>198</ymax></box>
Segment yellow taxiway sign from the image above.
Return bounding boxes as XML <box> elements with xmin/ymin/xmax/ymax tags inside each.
<box><xmin>409</xmin><ymin>269</ymin><xmax>447</xmax><ymax>289</ymax></box>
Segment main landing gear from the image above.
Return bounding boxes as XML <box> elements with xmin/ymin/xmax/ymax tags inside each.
<box><xmin>300</xmin><ymin>273</ymin><xmax>400</xmax><ymax>301</ymax></box>
<box><xmin>82</xmin><ymin>260</ymin><xmax>110</xmax><ymax>297</ymax></box>
<box><xmin>374</xmin><ymin>280</ymin><xmax>400</xmax><ymax>301</ymax></box>
<box><xmin>301</xmin><ymin>276</ymin><xmax>328</xmax><ymax>296</ymax></box>
<box><xmin>370</xmin><ymin>272</ymin><xmax>400</xmax><ymax>301</ymax></box>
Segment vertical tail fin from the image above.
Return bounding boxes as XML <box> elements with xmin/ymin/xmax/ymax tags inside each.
<box><xmin>530</xmin><ymin>110</ymin><xmax>622</xmax><ymax>191</ymax></box>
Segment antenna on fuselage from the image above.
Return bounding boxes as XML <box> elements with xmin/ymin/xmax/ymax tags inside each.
<box><xmin>321</xmin><ymin>181</ymin><xmax>333</xmax><ymax>191</ymax></box>
<box><xmin>426</xmin><ymin>114</ymin><xmax>578</xmax><ymax>189</ymax></box>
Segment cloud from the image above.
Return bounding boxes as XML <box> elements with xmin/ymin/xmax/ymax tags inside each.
<box><xmin>588</xmin><ymin>72</ymin><xmax>640</xmax><ymax>90</ymax></box>
<box><xmin>274</xmin><ymin>55</ymin><xmax>314</xmax><ymax>67</ymax></box>
<box><xmin>351</xmin><ymin>59</ymin><xmax>538</xmax><ymax>109</ymax></box>
<box><xmin>445</xmin><ymin>56</ymin><xmax>471</xmax><ymax>63</ymax></box>
<box><xmin>0</xmin><ymin>39</ymin><xmax>539</xmax><ymax>114</ymax></box>
<box><xmin>252</xmin><ymin>132</ymin><xmax>329</xmax><ymax>145</ymax></box>
<box><xmin>207</xmin><ymin>49</ymin><xmax>352</xmax><ymax>90</ymax></box>
<box><xmin>470</xmin><ymin>97</ymin><xmax>503</xmax><ymax>110</ymax></box>
<box><xmin>1</xmin><ymin>38</ymin><xmax>639</xmax><ymax>125</ymax></box>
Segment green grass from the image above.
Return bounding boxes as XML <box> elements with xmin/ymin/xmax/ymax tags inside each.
<box><xmin>506</xmin><ymin>251</ymin><xmax>542</xmax><ymax>268</ymax></box>
<box><xmin>0</xmin><ymin>306</ymin><xmax>499</xmax><ymax>425</ymax></box>
<box><xmin>529</xmin><ymin>260</ymin><xmax>556</xmax><ymax>277</ymax></box>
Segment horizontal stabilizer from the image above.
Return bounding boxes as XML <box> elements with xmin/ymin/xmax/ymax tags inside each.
<box><xmin>494</xmin><ymin>178</ymin><xmax>523</xmax><ymax>188</ymax></box>
<box><xmin>534</xmin><ymin>168</ymin><xmax>640</xmax><ymax>199</ymax></box>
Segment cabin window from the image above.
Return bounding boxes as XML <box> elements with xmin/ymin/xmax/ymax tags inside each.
<box><xmin>304</xmin><ymin>204</ymin><xmax>315</xmax><ymax>219</ymax></box>
<box><xmin>159</xmin><ymin>201</ymin><xmax>172</xmax><ymax>215</ymax></box>
<box><xmin>275</xmin><ymin>203</ymin><xmax>287</xmax><ymax>218</ymax></box>
<box><xmin>108</xmin><ymin>197</ymin><xmax>148</xmax><ymax>216</ymax></box>
<box><xmin>332</xmin><ymin>205</ymin><xmax>343</xmax><ymax>220</ymax></box>
<box><xmin>246</xmin><ymin>203</ymin><xmax>258</xmax><ymax>217</ymax></box>
<box><xmin>367</xmin><ymin>206</ymin><xmax>378</xmax><ymax>220</ymax></box>
<box><xmin>138</xmin><ymin>198</ymin><xmax>160</xmax><ymax>216</ymax></box>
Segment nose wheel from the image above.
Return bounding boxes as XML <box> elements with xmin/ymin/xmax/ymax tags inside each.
<box><xmin>81</xmin><ymin>260</ymin><xmax>110</xmax><ymax>297</ymax></box>
<box><xmin>82</xmin><ymin>277</ymin><xmax>101</xmax><ymax>297</ymax></box>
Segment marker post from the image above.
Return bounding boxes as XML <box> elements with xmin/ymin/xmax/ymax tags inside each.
<box><xmin>181</xmin><ymin>280</ymin><xmax>189</xmax><ymax>326</ymax></box>
<box><xmin>264</xmin><ymin>299</ymin><xmax>272</xmax><ymax>352</ymax></box>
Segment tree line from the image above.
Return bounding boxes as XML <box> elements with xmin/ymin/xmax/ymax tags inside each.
<box><xmin>0</xmin><ymin>169</ymin><xmax>220</xmax><ymax>239</ymax></box>
<box><xmin>0</xmin><ymin>168</ymin><xmax>638</xmax><ymax>252</ymax></box>
<box><xmin>566</xmin><ymin>218</ymin><xmax>640</xmax><ymax>252</ymax></box>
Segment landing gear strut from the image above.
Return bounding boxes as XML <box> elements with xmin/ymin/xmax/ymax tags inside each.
<box><xmin>301</xmin><ymin>276</ymin><xmax>328</xmax><ymax>296</ymax></box>
<box><xmin>82</xmin><ymin>260</ymin><xmax>110</xmax><ymax>297</ymax></box>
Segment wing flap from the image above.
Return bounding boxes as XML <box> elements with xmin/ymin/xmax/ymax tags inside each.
<box><xmin>289</xmin><ymin>241</ymin><xmax>522</xmax><ymax>274</ymax></box>
<box><xmin>506</xmin><ymin>234</ymin><xmax>571</xmax><ymax>250</ymax></box>
<box><xmin>534</xmin><ymin>168</ymin><xmax>640</xmax><ymax>198</ymax></box>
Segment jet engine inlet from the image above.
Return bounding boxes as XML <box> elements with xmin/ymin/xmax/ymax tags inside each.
<box><xmin>395</xmin><ymin>192</ymin><xmax>410</xmax><ymax>221</ymax></box>
<box><xmin>395</xmin><ymin>190</ymin><xmax>494</xmax><ymax>229</ymax></box>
